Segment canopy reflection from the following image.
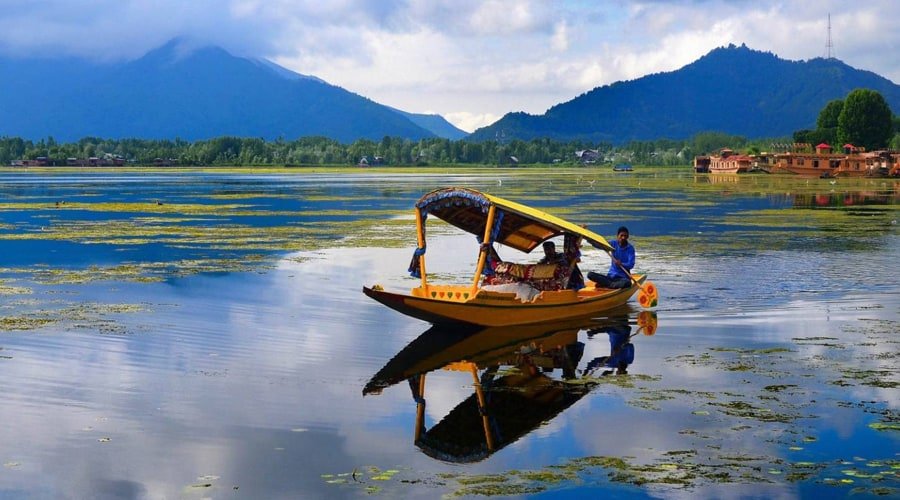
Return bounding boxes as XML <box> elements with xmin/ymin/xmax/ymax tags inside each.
<box><xmin>364</xmin><ymin>308</ymin><xmax>658</xmax><ymax>463</ymax></box>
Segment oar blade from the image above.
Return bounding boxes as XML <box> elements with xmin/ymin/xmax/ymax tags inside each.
<box><xmin>637</xmin><ymin>282</ymin><xmax>658</xmax><ymax>309</ymax></box>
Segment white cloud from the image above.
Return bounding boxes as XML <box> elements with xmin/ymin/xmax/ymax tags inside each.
<box><xmin>444</xmin><ymin>111</ymin><xmax>502</xmax><ymax>133</ymax></box>
<box><xmin>0</xmin><ymin>0</ymin><xmax>897</xmax><ymax>127</ymax></box>
<box><xmin>551</xmin><ymin>21</ymin><xmax>570</xmax><ymax>52</ymax></box>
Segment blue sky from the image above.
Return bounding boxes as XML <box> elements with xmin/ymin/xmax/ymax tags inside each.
<box><xmin>1</xmin><ymin>0</ymin><xmax>897</xmax><ymax>132</ymax></box>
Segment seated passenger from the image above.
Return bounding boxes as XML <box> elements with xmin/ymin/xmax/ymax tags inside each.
<box><xmin>563</xmin><ymin>234</ymin><xmax>585</xmax><ymax>290</ymax></box>
<box><xmin>483</xmin><ymin>240</ymin><xmax>579</xmax><ymax>292</ymax></box>
<box><xmin>540</xmin><ymin>239</ymin><xmax>584</xmax><ymax>290</ymax></box>
<box><xmin>538</xmin><ymin>241</ymin><xmax>567</xmax><ymax>266</ymax></box>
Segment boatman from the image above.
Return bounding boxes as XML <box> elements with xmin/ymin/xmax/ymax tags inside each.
<box><xmin>587</xmin><ymin>226</ymin><xmax>635</xmax><ymax>289</ymax></box>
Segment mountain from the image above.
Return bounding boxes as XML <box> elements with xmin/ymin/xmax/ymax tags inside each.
<box><xmin>392</xmin><ymin>108</ymin><xmax>468</xmax><ymax>140</ymax></box>
<box><xmin>468</xmin><ymin>44</ymin><xmax>900</xmax><ymax>143</ymax></box>
<box><xmin>0</xmin><ymin>39</ymin><xmax>462</xmax><ymax>142</ymax></box>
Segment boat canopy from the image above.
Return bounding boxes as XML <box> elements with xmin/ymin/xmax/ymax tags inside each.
<box><xmin>415</xmin><ymin>187</ymin><xmax>614</xmax><ymax>253</ymax></box>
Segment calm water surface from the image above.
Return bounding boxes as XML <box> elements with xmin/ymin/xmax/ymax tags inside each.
<box><xmin>0</xmin><ymin>168</ymin><xmax>897</xmax><ymax>499</ymax></box>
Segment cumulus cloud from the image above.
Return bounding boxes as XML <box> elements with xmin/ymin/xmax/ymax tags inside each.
<box><xmin>444</xmin><ymin>111</ymin><xmax>502</xmax><ymax>133</ymax></box>
<box><xmin>0</xmin><ymin>0</ymin><xmax>896</xmax><ymax>130</ymax></box>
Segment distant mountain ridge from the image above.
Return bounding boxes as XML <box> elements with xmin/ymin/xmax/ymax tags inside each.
<box><xmin>0</xmin><ymin>39</ymin><xmax>466</xmax><ymax>142</ymax></box>
<box><xmin>468</xmin><ymin>44</ymin><xmax>900</xmax><ymax>143</ymax></box>
<box><xmin>391</xmin><ymin>107</ymin><xmax>468</xmax><ymax>140</ymax></box>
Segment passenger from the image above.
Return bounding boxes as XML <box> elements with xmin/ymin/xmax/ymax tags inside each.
<box><xmin>564</xmin><ymin>233</ymin><xmax>585</xmax><ymax>290</ymax></box>
<box><xmin>587</xmin><ymin>226</ymin><xmax>635</xmax><ymax>289</ymax></box>
<box><xmin>479</xmin><ymin>242</ymin><xmax>504</xmax><ymax>274</ymax></box>
<box><xmin>539</xmin><ymin>239</ymin><xmax>585</xmax><ymax>290</ymax></box>
<box><xmin>538</xmin><ymin>241</ymin><xmax>567</xmax><ymax>266</ymax></box>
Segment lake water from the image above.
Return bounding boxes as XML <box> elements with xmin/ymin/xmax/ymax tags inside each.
<box><xmin>0</xmin><ymin>168</ymin><xmax>897</xmax><ymax>499</ymax></box>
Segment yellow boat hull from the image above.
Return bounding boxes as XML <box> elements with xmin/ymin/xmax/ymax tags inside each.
<box><xmin>363</xmin><ymin>276</ymin><xmax>645</xmax><ymax>327</ymax></box>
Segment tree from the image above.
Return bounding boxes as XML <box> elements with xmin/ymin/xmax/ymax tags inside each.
<box><xmin>836</xmin><ymin>89</ymin><xmax>893</xmax><ymax>150</ymax></box>
<box><xmin>816</xmin><ymin>99</ymin><xmax>843</xmax><ymax>129</ymax></box>
<box><xmin>815</xmin><ymin>99</ymin><xmax>842</xmax><ymax>145</ymax></box>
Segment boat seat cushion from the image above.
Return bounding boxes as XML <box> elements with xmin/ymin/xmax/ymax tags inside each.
<box><xmin>486</xmin><ymin>262</ymin><xmax>568</xmax><ymax>291</ymax></box>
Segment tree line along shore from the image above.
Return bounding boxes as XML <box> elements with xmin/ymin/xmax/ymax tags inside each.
<box><xmin>4</xmin><ymin>90</ymin><xmax>898</xmax><ymax>168</ymax></box>
<box><xmin>0</xmin><ymin>132</ymin><xmax>878</xmax><ymax>169</ymax></box>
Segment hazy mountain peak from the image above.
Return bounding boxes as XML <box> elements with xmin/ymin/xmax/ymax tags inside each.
<box><xmin>0</xmin><ymin>39</ymin><xmax>450</xmax><ymax>142</ymax></box>
<box><xmin>139</xmin><ymin>37</ymin><xmax>211</xmax><ymax>63</ymax></box>
<box><xmin>251</xmin><ymin>57</ymin><xmax>327</xmax><ymax>84</ymax></box>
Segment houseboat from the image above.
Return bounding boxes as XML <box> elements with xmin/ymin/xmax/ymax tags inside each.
<box><xmin>708</xmin><ymin>149</ymin><xmax>752</xmax><ymax>174</ymax></box>
<box><xmin>774</xmin><ymin>143</ymin><xmax>896</xmax><ymax>178</ymax></box>
<box><xmin>831</xmin><ymin>150</ymin><xmax>894</xmax><ymax>177</ymax></box>
<box><xmin>699</xmin><ymin>143</ymin><xmax>898</xmax><ymax>178</ymax></box>
<box><xmin>693</xmin><ymin>155</ymin><xmax>710</xmax><ymax>173</ymax></box>
<box><xmin>772</xmin><ymin>143</ymin><xmax>844</xmax><ymax>177</ymax></box>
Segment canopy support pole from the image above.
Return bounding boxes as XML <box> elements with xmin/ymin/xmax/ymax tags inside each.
<box><xmin>414</xmin><ymin>374</ymin><xmax>426</xmax><ymax>443</ymax></box>
<box><xmin>415</xmin><ymin>208</ymin><xmax>428</xmax><ymax>289</ymax></box>
<box><xmin>471</xmin><ymin>205</ymin><xmax>496</xmax><ymax>295</ymax></box>
<box><xmin>470</xmin><ymin>364</ymin><xmax>495</xmax><ymax>451</ymax></box>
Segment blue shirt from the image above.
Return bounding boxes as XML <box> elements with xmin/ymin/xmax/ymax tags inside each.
<box><xmin>606</xmin><ymin>240</ymin><xmax>635</xmax><ymax>279</ymax></box>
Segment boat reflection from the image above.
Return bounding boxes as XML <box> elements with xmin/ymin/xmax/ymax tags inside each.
<box><xmin>364</xmin><ymin>309</ymin><xmax>658</xmax><ymax>462</ymax></box>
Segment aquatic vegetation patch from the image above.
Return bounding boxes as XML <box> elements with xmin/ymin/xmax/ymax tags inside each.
<box><xmin>666</xmin><ymin>346</ymin><xmax>793</xmax><ymax>377</ymax></box>
<box><xmin>718</xmin><ymin>207</ymin><xmax>897</xmax><ymax>240</ymax></box>
<box><xmin>0</xmin><ymin>302</ymin><xmax>147</xmax><ymax>333</ymax></box>
<box><xmin>6</xmin><ymin>219</ymin><xmax>327</xmax><ymax>250</ymax></box>
<box><xmin>763</xmin><ymin>384</ymin><xmax>799</xmax><ymax>393</ymax></box>
<box><xmin>792</xmin><ymin>336</ymin><xmax>841</xmax><ymax>345</ymax></box>
<box><xmin>0</xmin><ymin>314</ymin><xmax>57</xmax><ymax>331</ymax></box>
<box><xmin>452</xmin><ymin>483</ymin><xmax>546</xmax><ymax>496</ymax></box>
<box><xmin>709</xmin><ymin>400</ymin><xmax>801</xmax><ymax>423</ymax></box>
<box><xmin>0</xmin><ymin>201</ymin><xmax>252</xmax><ymax>215</ymax></box>
<box><xmin>836</xmin><ymin>368</ymin><xmax>897</xmax><ymax>389</ymax></box>
<box><xmin>0</xmin><ymin>279</ymin><xmax>31</xmax><ymax>295</ymax></box>
<box><xmin>570</xmin><ymin>373</ymin><xmax>662</xmax><ymax>390</ymax></box>
<box><xmin>799</xmin><ymin>319</ymin><xmax>900</xmax><ymax>390</ymax></box>
<box><xmin>320</xmin><ymin>466</ymin><xmax>449</xmax><ymax>495</ymax></box>
<box><xmin>709</xmin><ymin>347</ymin><xmax>792</xmax><ymax>355</ymax></box>
<box><xmin>836</xmin><ymin>401</ymin><xmax>898</xmax><ymax>423</ymax></box>
<box><xmin>338</xmin><ymin>218</ymin><xmax>418</xmax><ymax>248</ymax></box>
<box><xmin>629</xmin><ymin>388</ymin><xmax>716</xmax><ymax>411</ymax></box>
<box><xmin>204</xmin><ymin>193</ymin><xmax>298</xmax><ymax>200</ymax></box>
<box><xmin>324</xmin><ymin>439</ymin><xmax>898</xmax><ymax>495</ymax></box>
<box><xmin>9</xmin><ymin>257</ymin><xmax>270</xmax><ymax>286</ymax></box>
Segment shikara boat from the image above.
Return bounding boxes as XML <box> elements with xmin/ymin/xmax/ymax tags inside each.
<box><xmin>363</xmin><ymin>187</ymin><xmax>657</xmax><ymax>327</ymax></box>
<box><xmin>363</xmin><ymin>311</ymin><xmax>658</xmax><ymax>462</ymax></box>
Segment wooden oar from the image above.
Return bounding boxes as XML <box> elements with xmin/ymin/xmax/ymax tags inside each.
<box><xmin>636</xmin><ymin>310</ymin><xmax>658</xmax><ymax>336</ymax></box>
<box><xmin>601</xmin><ymin>248</ymin><xmax>658</xmax><ymax>307</ymax></box>
<box><xmin>622</xmin><ymin>265</ymin><xmax>658</xmax><ymax>308</ymax></box>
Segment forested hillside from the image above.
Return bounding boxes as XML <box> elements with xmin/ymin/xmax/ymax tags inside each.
<box><xmin>469</xmin><ymin>44</ymin><xmax>900</xmax><ymax>143</ymax></box>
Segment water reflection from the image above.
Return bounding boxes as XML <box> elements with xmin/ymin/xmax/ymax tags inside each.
<box><xmin>364</xmin><ymin>310</ymin><xmax>658</xmax><ymax>463</ymax></box>
<box><xmin>792</xmin><ymin>189</ymin><xmax>899</xmax><ymax>208</ymax></box>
